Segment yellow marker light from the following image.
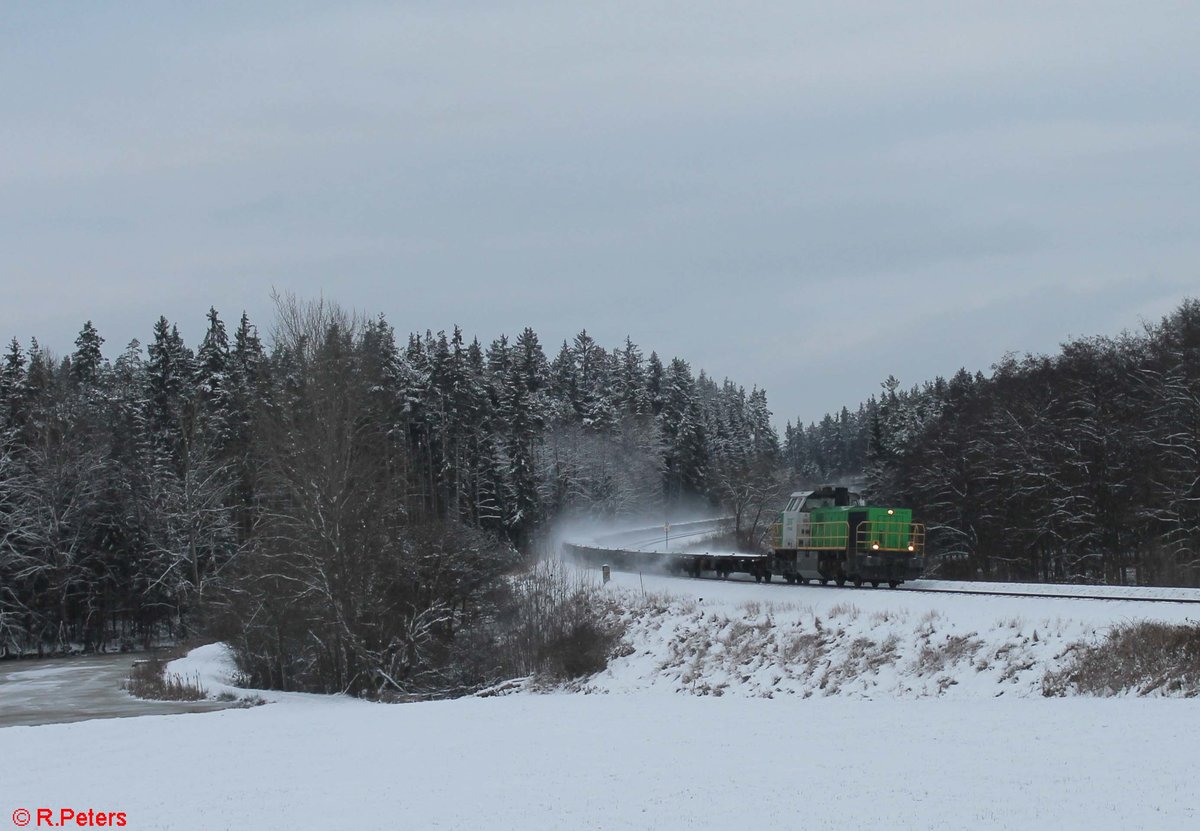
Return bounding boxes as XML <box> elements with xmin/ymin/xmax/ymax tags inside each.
<box><xmin>871</xmin><ymin>543</ymin><xmax>880</xmax><ymax>551</ymax></box>
<box><xmin>908</xmin><ymin>545</ymin><xmax>915</xmax><ymax>552</ymax></box>
<box><xmin>887</xmin><ymin>509</ymin><xmax>894</xmax><ymax>515</ymax></box>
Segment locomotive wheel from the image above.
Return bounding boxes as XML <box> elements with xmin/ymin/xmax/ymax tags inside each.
<box><xmin>835</xmin><ymin>575</ymin><xmax>845</xmax><ymax>587</ymax></box>
<box><xmin>763</xmin><ymin>572</ymin><xmax>771</xmax><ymax>583</ymax></box>
<box><xmin>888</xmin><ymin>580</ymin><xmax>900</xmax><ymax>589</ymax></box>
<box><xmin>871</xmin><ymin>581</ymin><xmax>880</xmax><ymax>588</ymax></box>
<box><xmin>852</xmin><ymin>576</ymin><xmax>862</xmax><ymax>588</ymax></box>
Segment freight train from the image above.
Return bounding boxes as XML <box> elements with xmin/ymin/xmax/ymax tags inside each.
<box><xmin>561</xmin><ymin>486</ymin><xmax>925</xmax><ymax>589</ymax></box>
<box><xmin>766</xmin><ymin>485</ymin><xmax>925</xmax><ymax>588</ymax></box>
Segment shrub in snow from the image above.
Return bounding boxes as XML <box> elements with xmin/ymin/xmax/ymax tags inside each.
<box><xmin>1042</xmin><ymin>621</ymin><xmax>1200</xmax><ymax>697</ymax></box>
<box><xmin>487</xmin><ymin>561</ymin><xmax>625</xmax><ymax>682</ymax></box>
<box><xmin>125</xmin><ymin>655</ymin><xmax>207</xmax><ymax>701</ymax></box>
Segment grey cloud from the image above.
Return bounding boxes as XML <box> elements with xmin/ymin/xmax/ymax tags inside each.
<box><xmin>1</xmin><ymin>1</ymin><xmax>1198</xmax><ymax>424</ymax></box>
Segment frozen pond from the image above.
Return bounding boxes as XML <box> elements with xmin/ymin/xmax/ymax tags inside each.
<box><xmin>0</xmin><ymin>653</ymin><xmax>229</xmax><ymax>728</ymax></box>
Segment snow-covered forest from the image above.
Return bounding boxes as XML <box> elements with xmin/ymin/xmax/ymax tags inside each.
<box><xmin>6</xmin><ymin>293</ymin><xmax>1200</xmax><ymax>692</ymax></box>
<box><xmin>786</xmin><ymin>298</ymin><xmax>1200</xmax><ymax>587</ymax></box>
<box><xmin>0</xmin><ymin>296</ymin><xmax>780</xmax><ymax>685</ymax></box>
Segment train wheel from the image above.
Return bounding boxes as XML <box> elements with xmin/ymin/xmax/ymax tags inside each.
<box><xmin>871</xmin><ymin>581</ymin><xmax>880</xmax><ymax>588</ymax></box>
<box><xmin>835</xmin><ymin>575</ymin><xmax>845</xmax><ymax>587</ymax></box>
<box><xmin>763</xmin><ymin>572</ymin><xmax>771</xmax><ymax>583</ymax></box>
<box><xmin>819</xmin><ymin>579</ymin><xmax>828</xmax><ymax>585</ymax></box>
<box><xmin>888</xmin><ymin>580</ymin><xmax>900</xmax><ymax>589</ymax></box>
<box><xmin>852</xmin><ymin>576</ymin><xmax>863</xmax><ymax>588</ymax></box>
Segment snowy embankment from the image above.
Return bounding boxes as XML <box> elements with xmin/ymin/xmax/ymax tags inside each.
<box><xmin>170</xmin><ymin>567</ymin><xmax>1200</xmax><ymax>705</ymax></box>
<box><xmin>586</xmin><ymin>569</ymin><xmax>1200</xmax><ymax>698</ymax></box>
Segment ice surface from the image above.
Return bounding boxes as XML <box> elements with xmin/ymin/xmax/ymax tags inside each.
<box><xmin>0</xmin><ymin>654</ymin><xmax>229</xmax><ymax>728</ymax></box>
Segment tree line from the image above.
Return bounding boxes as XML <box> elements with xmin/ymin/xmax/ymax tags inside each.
<box><xmin>782</xmin><ymin>404</ymin><xmax>874</xmax><ymax>485</ymax></box>
<box><xmin>0</xmin><ymin>295</ymin><xmax>780</xmax><ymax>691</ymax></box>
<box><xmin>787</xmin><ymin>298</ymin><xmax>1200</xmax><ymax>587</ymax></box>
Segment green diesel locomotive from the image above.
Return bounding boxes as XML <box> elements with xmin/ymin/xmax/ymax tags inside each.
<box><xmin>768</xmin><ymin>485</ymin><xmax>925</xmax><ymax>588</ymax></box>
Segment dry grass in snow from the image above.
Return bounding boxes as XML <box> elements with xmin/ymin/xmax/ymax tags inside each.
<box><xmin>575</xmin><ymin>572</ymin><xmax>1200</xmax><ymax>699</ymax></box>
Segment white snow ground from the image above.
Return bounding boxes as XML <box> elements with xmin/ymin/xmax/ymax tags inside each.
<box><xmin>3</xmin><ymin>569</ymin><xmax>1199</xmax><ymax>830</ymax></box>
<box><xmin>2</xmin><ymin>692</ymin><xmax>1197</xmax><ymax>830</ymax></box>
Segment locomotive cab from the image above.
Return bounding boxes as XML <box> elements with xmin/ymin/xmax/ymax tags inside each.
<box><xmin>775</xmin><ymin>486</ymin><xmax>861</xmax><ymax>548</ymax></box>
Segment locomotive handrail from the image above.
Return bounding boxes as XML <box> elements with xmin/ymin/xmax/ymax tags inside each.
<box><xmin>803</xmin><ymin>520</ymin><xmax>850</xmax><ymax>550</ymax></box>
<box><xmin>856</xmin><ymin>521</ymin><xmax>925</xmax><ymax>554</ymax></box>
<box><xmin>771</xmin><ymin>520</ymin><xmax>851</xmax><ymax>550</ymax></box>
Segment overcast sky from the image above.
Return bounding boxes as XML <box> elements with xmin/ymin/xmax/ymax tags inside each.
<box><xmin>2</xmin><ymin>2</ymin><xmax>1197</xmax><ymax>425</ymax></box>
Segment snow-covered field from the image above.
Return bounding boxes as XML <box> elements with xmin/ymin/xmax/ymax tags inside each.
<box><xmin>3</xmin><ymin>690</ymin><xmax>1197</xmax><ymax>830</ymax></box>
<box><xmin>3</xmin><ymin>568</ymin><xmax>1198</xmax><ymax>830</ymax></box>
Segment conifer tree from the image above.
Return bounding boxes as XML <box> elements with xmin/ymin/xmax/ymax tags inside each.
<box><xmin>0</xmin><ymin>338</ymin><xmax>26</xmax><ymax>430</ymax></box>
<box><xmin>195</xmin><ymin>307</ymin><xmax>232</xmax><ymax>445</ymax></box>
<box><xmin>70</xmin><ymin>321</ymin><xmax>105</xmax><ymax>387</ymax></box>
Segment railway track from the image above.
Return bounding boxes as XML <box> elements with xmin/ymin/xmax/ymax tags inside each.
<box><xmin>895</xmin><ymin>585</ymin><xmax>1200</xmax><ymax>605</ymax></box>
<box><xmin>565</xmin><ymin>521</ymin><xmax>1200</xmax><ymax>606</ymax></box>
